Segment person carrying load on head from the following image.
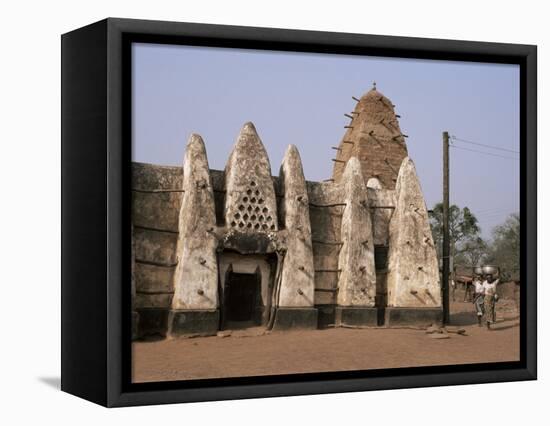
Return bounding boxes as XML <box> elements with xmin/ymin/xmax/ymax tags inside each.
<box><xmin>483</xmin><ymin>273</ymin><xmax>500</xmax><ymax>329</ymax></box>
<box><xmin>463</xmin><ymin>277</ymin><xmax>474</xmax><ymax>302</ymax></box>
<box><xmin>472</xmin><ymin>274</ymin><xmax>485</xmax><ymax>326</ymax></box>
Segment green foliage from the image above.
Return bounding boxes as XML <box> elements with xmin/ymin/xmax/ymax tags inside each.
<box><xmin>429</xmin><ymin>202</ymin><xmax>520</xmax><ymax>280</ymax></box>
<box><xmin>455</xmin><ymin>236</ymin><xmax>488</xmax><ymax>267</ymax></box>
<box><xmin>429</xmin><ymin>203</ymin><xmax>482</xmax><ymax>263</ymax></box>
<box><xmin>485</xmin><ymin>213</ymin><xmax>520</xmax><ymax>281</ymax></box>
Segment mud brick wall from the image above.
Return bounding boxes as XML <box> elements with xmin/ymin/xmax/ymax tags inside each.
<box><xmin>132</xmin><ymin>164</ymin><xmax>181</xmax><ymax>318</ymax></box>
<box><xmin>131</xmin><ymin>162</ymin><xmax>396</xmax><ymax>319</ymax></box>
<box><xmin>306</xmin><ymin>180</ymin><xmax>344</xmax><ymax>306</ymax></box>
<box><xmin>131</xmin><ymin>163</ymin><xmax>345</xmax><ymax>309</ymax></box>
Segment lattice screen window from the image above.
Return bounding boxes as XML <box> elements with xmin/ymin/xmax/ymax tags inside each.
<box><xmin>229</xmin><ymin>181</ymin><xmax>275</xmax><ymax>231</ymax></box>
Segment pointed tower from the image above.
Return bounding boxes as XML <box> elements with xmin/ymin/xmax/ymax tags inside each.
<box><xmin>331</xmin><ymin>84</ymin><xmax>408</xmax><ymax>189</ymax></box>
<box><xmin>335</xmin><ymin>157</ymin><xmax>378</xmax><ymax>326</ymax></box>
<box><xmin>169</xmin><ymin>134</ymin><xmax>219</xmax><ymax>337</ymax></box>
<box><xmin>277</xmin><ymin>145</ymin><xmax>316</xmax><ymax>315</ymax></box>
<box><xmin>224</xmin><ymin>122</ymin><xmax>278</xmax><ymax>234</ymax></box>
<box><xmin>385</xmin><ymin>157</ymin><xmax>442</xmax><ymax>326</ymax></box>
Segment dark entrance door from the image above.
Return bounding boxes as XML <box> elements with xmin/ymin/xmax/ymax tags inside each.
<box><xmin>374</xmin><ymin>245</ymin><xmax>389</xmax><ymax>326</ymax></box>
<box><xmin>223</xmin><ymin>271</ymin><xmax>261</xmax><ymax>328</ymax></box>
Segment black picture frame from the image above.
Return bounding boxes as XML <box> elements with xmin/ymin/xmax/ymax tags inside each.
<box><xmin>61</xmin><ymin>17</ymin><xmax>537</xmax><ymax>407</ymax></box>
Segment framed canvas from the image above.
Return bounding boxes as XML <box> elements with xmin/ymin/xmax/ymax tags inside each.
<box><xmin>61</xmin><ymin>18</ymin><xmax>537</xmax><ymax>407</ymax></box>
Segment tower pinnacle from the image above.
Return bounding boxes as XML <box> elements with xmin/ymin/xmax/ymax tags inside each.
<box><xmin>331</xmin><ymin>87</ymin><xmax>408</xmax><ymax>188</ymax></box>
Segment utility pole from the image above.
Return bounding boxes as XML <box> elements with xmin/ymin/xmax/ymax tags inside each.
<box><xmin>442</xmin><ymin>131</ymin><xmax>450</xmax><ymax>324</ymax></box>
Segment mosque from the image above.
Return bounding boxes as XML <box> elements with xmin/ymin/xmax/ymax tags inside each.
<box><xmin>131</xmin><ymin>85</ymin><xmax>442</xmax><ymax>338</ymax></box>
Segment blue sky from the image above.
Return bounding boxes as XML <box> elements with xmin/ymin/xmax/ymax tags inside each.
<box><xmin>132</xmin><ymin>43</ymin><xmax>519</xmax><ymax>237</ymax></box>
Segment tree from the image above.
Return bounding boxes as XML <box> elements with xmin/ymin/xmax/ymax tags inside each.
<box><xmin>429</xmin><ymin>203</ymin><xmax>482</xmax><ymax>268</ymax></box>
<box><xmin>485</xmin><ymin>213</ymin><xmax>520</xmax><ymax>281</ymax></box>
<box><xmin>456</xmin><ymin>236</ymin><xmax>488</xmax><ymax>267</ymax></box>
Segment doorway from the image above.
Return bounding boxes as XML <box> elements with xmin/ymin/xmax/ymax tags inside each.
<box><xmin>375</xmin><ymin>244</ymin><xmax>389</xmax><ymax>325</ymax></box>
<box><xmin>223</xmin><ymin>270</ymin><xmax>262</xmax><ymax>329</ymax></box>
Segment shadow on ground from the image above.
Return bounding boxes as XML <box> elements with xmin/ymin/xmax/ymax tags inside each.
<box><xmin>38</xmin><ymin>377</ymin><xmax>61</xmax><ymax>390</ymax></box>
<box><xmin>449</xmin><ymin>311</ymin><xmax>478</xmax><ymax>326</ymax></box>
<box><xmin>490</xmin><ymin>322</ymin><xmax>520</xmax><ymax>331</ymax></box>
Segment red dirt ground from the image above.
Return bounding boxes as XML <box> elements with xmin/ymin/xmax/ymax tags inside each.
<box><xmin>132</xmin><ymin>297</ymin><xmax>520</xmax><ymax>383</ymax></box>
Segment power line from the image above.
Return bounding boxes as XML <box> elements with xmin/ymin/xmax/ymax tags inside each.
<box><xmin>477</xmin><ymin>206</ymin><xmax>520</xmax><ymax>215</ymax></box>
<box><xmin>476</xmin><ymin>206</ymin><xmax>515</xmax><ymax>214</ymax></box>
<box><xmin>476</xmin><ymin>205</ymin><xmax>516</xmax><ymax>213</ymax></box>
<box><xmin>450</xmin><ymin>144</ymin><xmax>519</xmax><ymax>160</ymax></box>
<box><xmin>476</xmin><ymin>212</ymin><xmax>513</xmax><ymax>220</ymax></box>
<box><xmin>451</xmin><ymin>135</ymin><xmax>519</xmax><ymax>154</ymax></box>
<box><xmin>476</xmin><ymin>210</ymin><xmax>515</xmax><ymax>217</ymax></box>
